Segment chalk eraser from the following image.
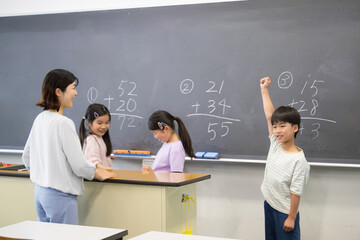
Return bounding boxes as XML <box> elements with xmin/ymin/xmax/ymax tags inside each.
<box><xmin>203</xmin><ymin>152</ymin><xmax>219</xmax><ymax>159</ymax></box>
<box><xmin>195</xmin><ymin>152</ymin><xmax>206</xmax><ymax>158</ymax></box>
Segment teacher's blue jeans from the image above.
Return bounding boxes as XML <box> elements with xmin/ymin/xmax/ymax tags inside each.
<box><xmin>35</xmin><ymin>185</ymin><xmax>78</xmax><ymax>224</ymax></box>
<box><xmin>264</xmin><ymin>200</ymin><xmax>300</xmax><ymax>240</ymax></box>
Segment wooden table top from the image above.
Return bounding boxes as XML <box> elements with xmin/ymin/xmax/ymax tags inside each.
<box><xmin>0</xmin><ymin>165</ymin><xmax>211</xmax><ymax>187</ymax></box>
<box><xmin>106</xmin><ymin>169</ymin><xmax>211</xmax><ymax>186</ymax></box>
<box><xmin>0</xmin><ymin>164</ymin><xmax>29</xmax><ymax>177</ymax></box>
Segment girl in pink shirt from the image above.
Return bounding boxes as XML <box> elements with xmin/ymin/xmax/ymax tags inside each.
<box><xmin>79</xmin><ymin>104</ymin><xmax>113</xmax><ymax>168</ymax></box>
<box><xmin>142</xmin><ymin>110</ymin><xmax>195</xmax><ymax>172</ymax></box>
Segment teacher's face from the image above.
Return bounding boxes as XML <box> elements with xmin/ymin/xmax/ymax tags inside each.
<box><xmin>57</xmin><ymin>82</ymin><xmax>78</xmax><ymax>109</ymax></box>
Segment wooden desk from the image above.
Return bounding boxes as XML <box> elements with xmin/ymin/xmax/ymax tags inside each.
<box><xmin>0</xmin><ymin>165</ymin><xmax>211</xmax><ymax>239</ymax></box>
<box><xmin>0</xmin><ymin>220</ymin><xmax>127</xmax><ymax>240</ymax></box>
<box><xmin>129</xmin><ymin>231</ymin><xmax>241</xmax><ymax>240</ymax></box>
<box><xmin>0</xmin><ymin>165</ymin><xmax>210</xmax><ymax>186</ymax></box>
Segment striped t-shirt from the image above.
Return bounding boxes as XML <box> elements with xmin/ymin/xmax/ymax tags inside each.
<box><xmin>261</xmin><ymin>134</ymin><xmax>310</xmax><ymax>214</ymax></box>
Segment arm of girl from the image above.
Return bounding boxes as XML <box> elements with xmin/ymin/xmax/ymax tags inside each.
<box><xmin>169</xmin><ymin>145</ymin><xmax>185</xmax><ymax>173</ymax></box>
<box><xmin>142</xmin><ymin>164</ymin><xmax>154</xmax><ymax>172</ymax></box>
<box><xmin>83</xmin><ymin>136</ymin><xmax>103</xmax><ymax>166</ymax></box>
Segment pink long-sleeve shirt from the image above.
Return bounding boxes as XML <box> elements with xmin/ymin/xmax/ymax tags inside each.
<box><xmin>83</xmin><ymin>134</ymin><xmax>112</xmax><ymax>168</ymax></box>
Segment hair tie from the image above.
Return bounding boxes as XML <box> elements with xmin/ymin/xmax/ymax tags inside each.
<box><xmin>82</xmin><ymin>116</ymin><xmax>86</xmax><ymax>120</ymax></box>
<box><xmin>157</xmin><ymin>122</ymin><xmax>167</xmax><ymax>130</ymax></box>
<box><xmin>94</xmin><ymin>112</ymin><xmax>99</xmax><ymax>119</ymax></box>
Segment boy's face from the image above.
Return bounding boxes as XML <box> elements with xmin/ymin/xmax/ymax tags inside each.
<box><xmin>272</xmin><ymin>121</ymin><xmax>298</xmax><ymax>143</ymax></box>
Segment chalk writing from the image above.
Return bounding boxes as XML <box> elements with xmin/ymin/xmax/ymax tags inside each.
<box><xmin>87</xmin><ymin>80</ymin><xmax>143</xmax><ymax>131</ymax></box>
<box><xmin>180</xmin><ymin>79</ymin><xmax>194</xmax><ymax>94</ymax></box>
<box><xmin>279</xmin><ymin>72</ymin><xmax>336</xmax><ymax>140</ymax></box>
<box><xmin>182</xmin><ymin>79</ymin><xmax>241</xmax><ymax>140</ymax></box>
<box><xmin>278</xmin><ymin>71</ymin><xmax>293</xmax><ymax>89</ymax></box>
<box><xmin>87</xmin><ymin>87</ymin><xmax>98</xmax><ymax>103</ymax></box>
<box><xmin>206</xmin><ymin>80</ymin><xmax>224</xmax><ymax>94</ymax></box>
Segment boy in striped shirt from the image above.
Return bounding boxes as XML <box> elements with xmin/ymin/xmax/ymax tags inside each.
<box><xmin>260</xmin><ymin>77</ymin><xmax>310</xmax><ymax>240</ymax></box>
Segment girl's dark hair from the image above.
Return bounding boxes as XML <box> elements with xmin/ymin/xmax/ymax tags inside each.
<box><xmin>36</xmin><ymin>69</ymin><xmax>79</xmax><ymax>111</ymax></box>
<box><xmin>79</xmin><ymin>103</ymin><xmax>113</xmax><ymax>156</ymax></box>
<box><xmin>271</xmin><ymin>106</ymin><xmax>301</xmax><ymax>138</ymax></box>
<box><xmin>148</xmin><ymin>110</ymin><xmax>195</xmax><ymax>158</ymax></box>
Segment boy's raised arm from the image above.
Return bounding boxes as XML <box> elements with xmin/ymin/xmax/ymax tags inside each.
<box><xmin>260</xmin><ymin>77</ymin><xmax>275</xmax><ymax>136</ymax></box>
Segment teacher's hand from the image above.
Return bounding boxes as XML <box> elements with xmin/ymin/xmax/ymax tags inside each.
<box><xmin>94</xmin><ymin>167</ymin><xmax>117</xmax><ymax>181</ymax></box>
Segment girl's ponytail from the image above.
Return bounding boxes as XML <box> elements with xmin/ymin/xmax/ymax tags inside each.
<box><xmin>79</xmin><ymin>117</ymin><xmax>87</xmax><ymax>148</ymax></box>
<box><xmin>174</xmin><ymin>116</ymin><xmax>195</xmax><ymax>159</ymax></box>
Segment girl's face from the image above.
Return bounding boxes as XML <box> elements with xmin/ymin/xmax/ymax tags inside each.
<box><xmin>88</xmin><ymin>114</ymin><xmax>110</xmax><ymax>137</ymax></box>
<box><xmin>151</xmin><ymin>127</ymin><xmax>171</xmax><ymax>143</ymax></box>
<box><xmin>57</xmin><ymin>82</ymin><xmax>77</xmax><ymax>109</ymax></box>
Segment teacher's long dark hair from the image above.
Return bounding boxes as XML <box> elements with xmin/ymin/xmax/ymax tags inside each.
<box><xmin>148</xmin><ymin>110</ymin><xmax>195</xmax><ymax>159</ymax></box>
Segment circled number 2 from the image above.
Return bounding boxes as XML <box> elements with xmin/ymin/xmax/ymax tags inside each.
<box><xmin>180</xmin><ymin>79</ymin><xmax>194</xmax><ymax>94</ymax></box>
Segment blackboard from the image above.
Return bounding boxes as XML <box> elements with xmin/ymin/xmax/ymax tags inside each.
<box><xmin>1</xmin><ymin>0</ymin><xmax>359</xmax><ymax>164</ymax></box>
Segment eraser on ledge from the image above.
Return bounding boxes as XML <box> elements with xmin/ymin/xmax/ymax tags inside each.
<box><xmin>204</xmin><ymin>152</ymin><xmax>219</xmax><ymax>159</ymax></box>
<box><xmin>195</xmin><ymin>152</ymin><xmax>206</xmax><ymax>158</ymax></box>
<box><xmin>195</xmin><ymin>152</ymin><xmax>219</xmax><ymax>159</ymax></box>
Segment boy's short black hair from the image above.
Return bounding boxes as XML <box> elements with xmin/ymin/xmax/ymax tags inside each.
<box><xmin>271</xmin><ymin>106</ymin><xmax>301</xmax><ymax>138</ymax></box>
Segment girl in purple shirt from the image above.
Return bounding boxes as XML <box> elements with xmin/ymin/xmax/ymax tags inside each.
<box><xmin>142</xmin><ymin>110</ymin><xmax>195</xmax><ymax>172</ymax></box>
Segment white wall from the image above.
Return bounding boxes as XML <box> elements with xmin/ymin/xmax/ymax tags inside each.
<box><xmin>1</xmin><ymin>1</ymin><xmax>360</xmax><ymax>239</ymax></box>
